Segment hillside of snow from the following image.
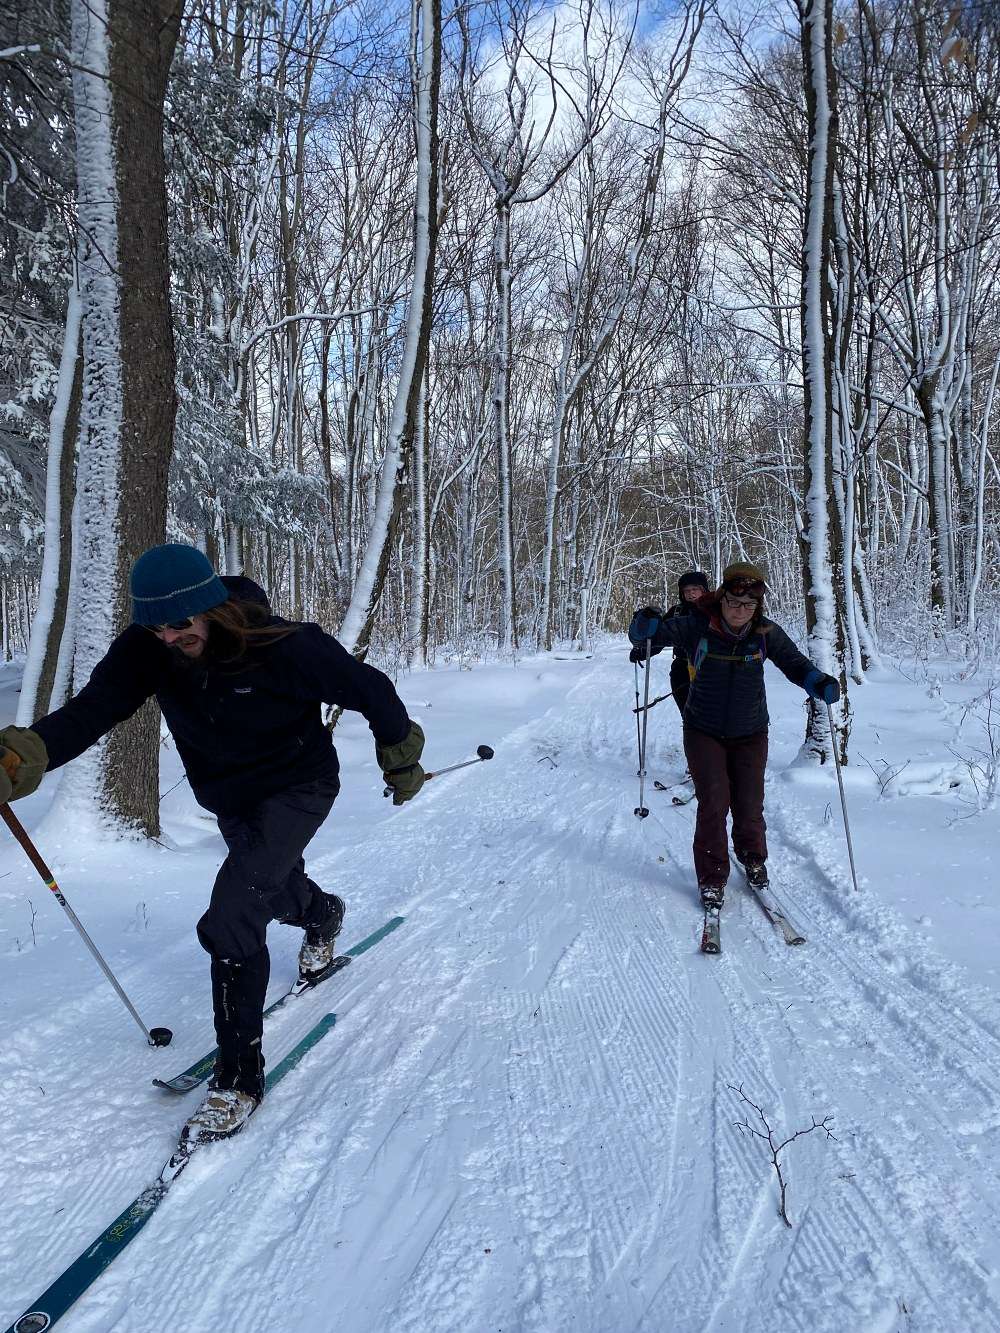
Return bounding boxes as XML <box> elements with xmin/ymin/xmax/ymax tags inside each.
<box><xmin>2</xmin><ymin>644</ymin><xmax>1000</xmax><ymax>1332</ymax></box>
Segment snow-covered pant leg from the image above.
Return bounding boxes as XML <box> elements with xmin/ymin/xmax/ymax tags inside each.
<box><xmin>209</xmin><ymin>951</ymin><xmax>269</xmax><ymax>1097</ymax></box>
<box><xmin>683</xmin><ymin>726</ymin><xmax>731</xmax><ymax>892</ymax></box>
<box><xmin>670</xmin><ymin>659</ymin><xmax>690</xmax><ymax>716</ymax></box>
<box><xmin>728</xmin><ymin>730</ymin><xmax>768</xmax><ymax>863</ymax></box>
<box><xmin>196</xmin><ymin>777</ymin><xmax>339</xmax><ymax>1095</ymax></box>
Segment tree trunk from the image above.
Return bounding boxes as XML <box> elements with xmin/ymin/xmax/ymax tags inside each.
<box><xmin>63</xmin><ymin>0</ymin><xmax>182</xmax><ymax>835</ymax></box>
<box><xmin>338</xmin><ymin>0</ymin><xmax>441</xmax><ymax>658</ymax></box>
<box><xmin>798</xmin><ymin>0</ymin><xmax>849</xmax><ymax>763</ymax></box>
<box><xmin>18</xmin><ymin>280</ymin><xmax>82</xmax><ymax>724</ymax></box>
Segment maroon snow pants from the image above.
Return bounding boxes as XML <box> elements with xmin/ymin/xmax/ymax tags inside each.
<box><xmin>683</xmin><ymin>726</ymin><xmax>768</xmax><ymax>894</ymax></box>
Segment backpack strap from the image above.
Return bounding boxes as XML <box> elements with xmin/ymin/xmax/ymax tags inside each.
<box><xmin>689</xmin><ymin>636</ymin><xmax>709</xmax><ymax>680</ymax></box>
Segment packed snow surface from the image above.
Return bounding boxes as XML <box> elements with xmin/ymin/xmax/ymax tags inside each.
<box><xmin>2</xmin><ymin>644</ymin><xmax>1000</xmax><ymax>1331</ymax></box>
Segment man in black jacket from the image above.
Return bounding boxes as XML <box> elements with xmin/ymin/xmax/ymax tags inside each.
<box><xmin>628</xmin><ymin>562</ymin><xmax>839</xmax><ymax>911</ymax></box>
<box><xmin>0</xmin><ymin>543</ymin><xmax>424</xmax><ymax>1143</ymax></box>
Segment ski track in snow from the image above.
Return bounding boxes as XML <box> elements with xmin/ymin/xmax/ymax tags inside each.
<box><xmin>3</xmin><ymin>650</ymin><xmax>1000</xmax><ymax>1331</ymax></box>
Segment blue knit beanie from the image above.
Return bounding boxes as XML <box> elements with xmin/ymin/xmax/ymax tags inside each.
<box><xmin>130</xmin><ymin>544</ymin><xmax>229</xmax><ymax>626</ymax></box>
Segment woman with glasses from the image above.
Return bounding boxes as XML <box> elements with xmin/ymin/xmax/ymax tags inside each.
<box><xmin>0</xmin><ymin>543</ymin><xmax>425</xmax><ymax>1144</ymax></box>
<box><xmin>628</xmin><ymin>562</ymin><xmax>839</xmax><ymax>927</ymax></box>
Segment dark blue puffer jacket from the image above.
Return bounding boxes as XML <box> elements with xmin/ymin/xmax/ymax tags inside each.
<box><xmin>32</xmin><ymin>615</ymin><xmax>410</xmax><ymax>815</ymax></box>
<box><xmin>630</xmin><ymin>602</ymin><xmax>817</xmax><ymax>739</ymax></box>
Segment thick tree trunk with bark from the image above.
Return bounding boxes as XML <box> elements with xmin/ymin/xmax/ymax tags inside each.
<box><xmin>64</xmin><ymin>0</ymin><xmax>181</xmax><ymax>836</ymax></box>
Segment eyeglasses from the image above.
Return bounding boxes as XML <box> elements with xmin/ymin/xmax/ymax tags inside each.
<box><xmin>722</xmin><ymin>593</ymin><xmax>757</xmax><ymax>611</ymax></box>
<box><xmin>149</xmin><ymin>617</ymin><xmax>196</xmax><ymax>634</ymax></box>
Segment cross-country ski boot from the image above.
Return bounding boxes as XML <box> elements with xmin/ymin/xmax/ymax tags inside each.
<box><xmin>298</xmin><ymin>892</ymin><xmax>346</xmax><ymax>983</ymax></box>
<box><xmin>737</xmin><ymin>854</ymin><xmax>769</xmax><ymax>889</ymax></box>
<box><xmin>181</xmin><ymin>1086</ymin><xmax>261</xmax><ymax>1146</ymax></box>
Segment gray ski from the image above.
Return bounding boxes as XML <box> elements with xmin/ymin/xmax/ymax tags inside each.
<box><xmin>743</xmin><ymin>877</ymin><xmax>805</xmax><ymax>946</ymax></box>
<box><xmin>701</xmin><ymin>905</ymin><xmax>721</xmax><ymax>954</ymax></box>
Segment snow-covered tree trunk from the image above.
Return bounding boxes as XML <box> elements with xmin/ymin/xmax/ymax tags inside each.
<box><xmin>798</xmin><ymin>0</ymin><xmax>848</xmax><ymax>763</ymax></box>
<box><xmin>17</xmin><ymin>278</ymin><xmax>81</xmax><ymax>724</ymax></box>
<box><xmin>338</xmin><ymin>0</ymin><xmax>440</xmax><ymax>657</ymax></box>
<box><xmin>493</xmin><ymin>200</ymin><xmax>517</xmax><ymax>655</ymax></box>
<box><xmin>407</xmin><ymin>377</ymin><xmax>430</xmax><ymax>667</ymax></box>
<box><xmin>59</xmin><ymin>0</ymin><xmax>182</xmax><ymax>835</ymax></box>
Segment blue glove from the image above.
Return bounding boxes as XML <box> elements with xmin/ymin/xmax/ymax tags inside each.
<box><xmin>804</xmin><ymin>669</ymin><xmax>841</xmax><ymax>704</ymax></box>
<box><xmin>628</xmin><ymin>606</ymin><xmax>664</xmax><ymax>646</ymax></box>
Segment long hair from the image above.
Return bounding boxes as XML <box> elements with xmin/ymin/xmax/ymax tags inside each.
<box><xmin>202</xmin><ymin>598</ymin><xmax>299</xmax><ymax>664</ymax></box>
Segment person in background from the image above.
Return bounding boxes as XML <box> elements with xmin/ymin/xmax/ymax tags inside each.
<box><xmin>628</xmin><ymin>561</ymin><xmax>839</xmax><ymax>910</ymax></box>
<box><xmin>663</xmin><ymin>570</ymin><xmax>710</xmax><ymax>715</ymax></box>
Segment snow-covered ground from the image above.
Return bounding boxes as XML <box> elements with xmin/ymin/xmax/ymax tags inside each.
<box><xmin>2</xmin><ymin>642</ymin><xmax>1000</xmax><ymax>1332</ymax></box>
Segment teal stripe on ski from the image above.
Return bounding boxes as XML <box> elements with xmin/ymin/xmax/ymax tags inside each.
<box><xmin>265</xmin><ymin>1013</ymin><xmax>335</xmax><ymax>1088</ymax></box>
<box><xmin>344</xmin><ymin>915</ymin><xmax>405</xmax><ymax>958</ymax></box>
<box><xmin>3</xmin><ymin>1013</ymin><xmax>338</xmax><ymax>1333</ymax></box>
<box><xmin>158</xmin><ymin>916</ymin><xmax>405</xmax><ymax>1089</ymax></box>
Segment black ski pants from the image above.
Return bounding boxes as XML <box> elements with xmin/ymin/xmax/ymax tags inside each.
<box><xmin>197</xmin><ymin>776</ymin><xmax>340</xmax><ymax>962</ymax></box>
<box><xmin>196</xmin><ymin>776</ymin><xmax>339</xmax><ymax>1095</ymax></box>
<box><xmin>683</xmin><ymin>726</ymin><xmax>767</xmax><ymax>895</ymax></box>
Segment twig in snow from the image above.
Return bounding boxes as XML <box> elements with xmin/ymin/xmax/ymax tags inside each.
<box><xmin>858</xmin><ymin>751</ymin><xmax>911</xmax><ymax>798</ymax></box>
<box><xmin>729</xmin><ymin>1083</ymin><xmax>836</xmax><ymax>1227</ymax></box>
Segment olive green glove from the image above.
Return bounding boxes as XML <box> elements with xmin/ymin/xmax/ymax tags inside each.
<box><xmin>0</xmin><ymin>726</ymin><xmax>49</xmax><ymax>803</ymax></box>
<box><xmin>377</xmin><ymin>721</ymin><xmax>425</xmax><ymax>805</ymax></box>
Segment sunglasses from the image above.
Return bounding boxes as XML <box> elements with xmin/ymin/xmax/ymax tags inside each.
<box><xmin>149</xmin><ymin>617</ymin><xmax>196</xmax><ymax>634</ymax></box>
<box><xmin>725</xmin><ymin>576</ymin><xmax>764</xmax><ymax>595</ymax></box>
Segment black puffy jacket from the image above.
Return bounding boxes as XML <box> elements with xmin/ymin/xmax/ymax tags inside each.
<box><xmin>646</xmin><ymin>604</ymin><xmax>817</xmax><ymax>739</ymax></box>
<box><xmin>32</xmin><ymin>617</ymin><xmax>410</xmax><ymax>815</ymax></box>
<box><xmin>663</xmin><ymin>600</ymin><xmax>702</xmax><ymax>663</ymax></box>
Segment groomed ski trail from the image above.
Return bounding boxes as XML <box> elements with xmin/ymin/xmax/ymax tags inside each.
<box><xmin>3</xmin><ymin>649</ymin><xmax>1000</xmax><ymax>1331</ymax></box>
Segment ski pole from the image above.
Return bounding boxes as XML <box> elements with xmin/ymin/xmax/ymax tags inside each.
<box><xmin>634</xmin><ymin>639</ymin><xmax>652</xmax><ymax>818</ymax></box>
<box><xmin>633</xmin><ymin>662</ymin><xmax>643</xmax><ymax>774</ymax></box>
<box><xmin>825</xmin><ymin>702</ymin><xmax>860</xmax><ymax>893</ymax></box>
<box><xmin>383</xmin><ymin>743</ymin><xmax>494</xmax><ymax>797</ymax></box>
<box><xmin>633</xmin><ymin>690</ymin><xmax>674</xmax><ymax>715</ymax></box>
<box><xmin>0</xmin><ymin>802</ymin><xmax>174</xmax><ymax>1046</ymax></box>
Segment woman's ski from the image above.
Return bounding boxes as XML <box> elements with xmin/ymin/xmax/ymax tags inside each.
<box><xmin>741</xmin><ymin>874</ymin><xmax>805</xmax><ymax>945</ymax></box>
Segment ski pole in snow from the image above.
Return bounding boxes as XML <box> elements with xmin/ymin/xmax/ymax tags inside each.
<box><xmin>0</xmin><ymin>803</ymin><xmax>174</xmax><ymax>1046</ymax></box>
<box><xmin>825</xmin><ymin>702</ymin><xmax>860</xmax><ymax>893</ymax></box>
<box><xmin>633</xmin><ymin>662</ymin><xmax>643</xmax><ymax>774</ymax></box>
<box><xmin>383</xmin><ymin>744</ymin><xmax>494</xmax><ymax>797</ymax></box>
<box><xmin>634</xmin><ymin>639</ymin><xmax>652</xmax><ymax>818</ymax></box>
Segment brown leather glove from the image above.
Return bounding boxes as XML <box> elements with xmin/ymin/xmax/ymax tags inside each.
<box><xmin>0</xmin><ymin>726</ymin><xmax>49</xmax><ymax>803</ymax></box>
<box><xmin>376</xmin><ymin>721</ymin><xmax>425</xmax><ymax>805</ymax></box>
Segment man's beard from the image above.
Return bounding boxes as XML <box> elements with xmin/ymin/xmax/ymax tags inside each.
<box><xmin>168</xmin><ymin>639</ymin><xmax>207</xmax><ymax>670</ymax></box>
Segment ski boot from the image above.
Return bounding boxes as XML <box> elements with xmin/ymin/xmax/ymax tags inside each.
<box><xmin>181</xmin><ymin>1086</ymin><xmax>261</xmax><ymax>1145</ymax></box>
<box><xmin>737</xmin><ymin>854</ymin><xmax>769</xmax><ymax>889</ymax></box>
<box><xmin>298</xmin><ymin>893</ymin><xmax>346</xmax><ymax>982</ymax></box>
